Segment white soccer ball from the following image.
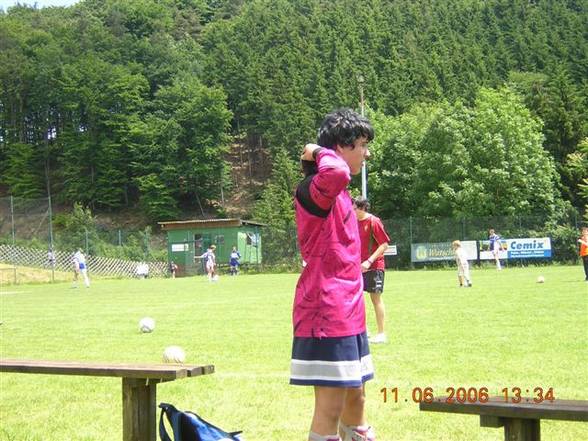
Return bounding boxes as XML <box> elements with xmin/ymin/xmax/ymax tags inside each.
<box><xmin>212</xmin><ymin>275</ymin><xmax>219</xmax><ymax>282</ymax></box>
<box><xmin>162</xmin><ymin>345</ymin><xmax>186</xmax><ymax>364</ymax></box>
<box><xmin>139</xmin><ymin>317</ymin><xmax>155</xmax><ymax>333</ymax></box>
<box><xmin>537</xmin><ymin>275</ymin><xmax>545</xmax><ymax>284</ymax></box>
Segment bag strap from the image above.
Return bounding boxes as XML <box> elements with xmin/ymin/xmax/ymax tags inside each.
<box><xmin>159</xmin><ymin>403</ymin><xmax>181</xmax><ymax>441</ymax></box>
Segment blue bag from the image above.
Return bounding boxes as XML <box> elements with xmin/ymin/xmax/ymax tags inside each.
<box><xmin>159</xmin><ymin>403</ymin><xmax>243</xmax><ymax>441</ymax></box>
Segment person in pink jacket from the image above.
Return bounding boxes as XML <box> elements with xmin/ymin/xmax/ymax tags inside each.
<box><xmin>291</xmin><ymin>108</ymin><xmax>376</xmax><ymax>441</ymax></box>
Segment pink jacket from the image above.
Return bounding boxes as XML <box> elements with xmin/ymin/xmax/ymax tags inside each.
<box><xmin>293</xmin><ymin>148</ymin><xmax>365</xmax><ymax>338</ymax></box>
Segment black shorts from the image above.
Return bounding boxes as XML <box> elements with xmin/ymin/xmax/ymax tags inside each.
<box><xmin>363</xmin><ymin>270</ymin><xmax>385</xmax><ymax>294</ymax></box>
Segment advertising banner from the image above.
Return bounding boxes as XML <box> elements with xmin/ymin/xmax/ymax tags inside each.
<box><xmin>479</xmin><ymin>237</ymin><xmax>551</xmax><ymax>260</ymax></box>
<box><xmin>479</xmin><ymin>239</ymin><xmax>508</xmax><ymax>261</ymax></box>
<box><xmin>384</xmin><ymin>245</ymin><xmax>398</xmax><ymax>256</ymax></box>
<box><xmin>506</xmin><ymin>237</ymin><xmax>552</xmax><ymax>259</ymax></box>
<box><xmin>411</xmin><ymin>241</ymin><xmax>477</xmax><ymax>263</ymax></box>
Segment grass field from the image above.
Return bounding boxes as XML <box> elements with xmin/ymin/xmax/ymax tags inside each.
<box><xmin>1</xmin><ymin>265</ymin><xmax>587</xmax><ymax>440</ymax></box>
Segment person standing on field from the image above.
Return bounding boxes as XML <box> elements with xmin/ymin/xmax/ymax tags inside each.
<box><xmin>196</xmin><ymin>245</ymin><xmax>217</xmax><ymax>282</ymax></box>
<box><xmin>229</xmin><ymin>246</ymin><xmax>241</xmax><ymax>275</ymax></box>
<box><xmin>291</xmin><ymin>108</ymin><xmax>376</xmax><ymax>441</ymax></box>
<box><xmin>452</xmin><ymin>240</ymin><xmax>472</xmax><ymax>287</ymax></box>
<box><xmin>73</xmin><ymin>249</ymin><xmax>90</xmax><ymax>288</ymax></box>
<box><xmin>488</xmin><ymin>228</ymin><xmax>502</xmax><ymax>270</ymax></box>
<box><xmin>169</xmin><ymin>261</ymin><xmax>178</xmax><ymax>278</ymax></box>
<box><xmin>353</xmin><ymin>197</ymin><xmax>390</xmax><ymax>344</ymax></box>
<box><xmin>578</xmin><ymin>227</ymin><xmax>588</xmax><ymax>282</ymax></box>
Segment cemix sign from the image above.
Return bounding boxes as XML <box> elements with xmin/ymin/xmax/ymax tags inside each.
<box><xmin>479</xmin><ymin>237</ymin><xmax>551</xmax><ymax>260</ymax></box>
<box><xmin>506</xmin><ymin>237</ymin><xmax>552</xmax><ymax>258</ymax></box>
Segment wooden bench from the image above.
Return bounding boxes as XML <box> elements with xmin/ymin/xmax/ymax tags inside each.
<box><xmin>0</xmin><ymin>359</ymin><xmax>214</xmax><ymax>441</ymax></box>
<box><xmin>420</xmin><ymin>396</ymin><xmax>588</xmax><ymax>441</ymax></box>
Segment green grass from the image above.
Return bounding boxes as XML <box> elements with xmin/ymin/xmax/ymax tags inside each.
<box><xmin>1</xmin><ymin>265</ymin><xmax>587</xmax><ymax>440</ymax></box>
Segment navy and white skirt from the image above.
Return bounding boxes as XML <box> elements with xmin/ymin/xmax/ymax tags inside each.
<box><xmin>290</xmin><ymin>332</ymin><xmax>374</xmax><ymax>387</ymax></box>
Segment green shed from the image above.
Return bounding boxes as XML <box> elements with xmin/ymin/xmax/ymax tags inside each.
<box><xmin>158</xmin><ymin>218</ymin><xmax>265</xmax><ymax>276</ymax></box>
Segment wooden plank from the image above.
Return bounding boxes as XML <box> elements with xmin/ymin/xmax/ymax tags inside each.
<box><xmin>122</xmin><ymin>378</ymin><xmax>157</xmax><ymax>441</ymax></box>
<box><xmin>0</xmin><ymin>359</ymin><xmax>214</xmax><ymax>380</ymax></box>
<box><xmin>504</xmin><ymin>418</ymin><xmax>540</xmax><ymax>441</ymax></box>
<box><xmin>480</xmin><ymin>415</ymin><xmax>504</xmax><ymax>428</ymax></box>
<box><xmin>186</xmin><ymin>364</ymin><xmax>215</xmax><ymax>376</ymax></box>
<box><xmin>420</xmin><ymin>397</ymin><xmax>588</xmax><ymax>422</ymax></box>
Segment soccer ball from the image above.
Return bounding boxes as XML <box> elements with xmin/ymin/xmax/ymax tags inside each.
<box><xmin>212</xmin><ymin>275</ymin><xmax>219</xmax><ymax>282</ymax></box>
<box><xmin>536</xmin><ymin>276</ymin><xmax>545</xmax><ymax>284</ymax></box>
<box><xmin>139</xmin><ymin>317</ymin><xmax>155</xmax><ymax>333</ymax></box>
<box><xmin>162</xmin><ymin>346</ymin><xmax>186</xmax><ymax>364</ymax></box>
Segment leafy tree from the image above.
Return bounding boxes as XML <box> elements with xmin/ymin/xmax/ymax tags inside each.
<box><xmin>563</xmin><ymin>138</ymin><xmax>588</xmax><ymax>220</ymax></box>
<box><xmin>1</xmin><ymin>143</ymin><xmax>45</xmax><ymax>198</ymax></box>
<box><xmin>135</xmin><ymin>173</ymin><xmax>180</xmax><ymax>221</ymax></box>
<box><xmin>254</xmin><ymin>150</ymin><xmax>300</xmax><ymax>264</ymax></box>
<box><xmin>135</xmin><ymin>76</ymin><xmax>232</xmax><ymax>211</ymax></box>
<box><xmin>369</xmin><ymin>87</ymin><xmax>562</xmax><ymax>219</ymax></box>
<box><xmin>53</xmin><ymin>202</ymin><xmax>100</xmax><ymax>254</ymax></box>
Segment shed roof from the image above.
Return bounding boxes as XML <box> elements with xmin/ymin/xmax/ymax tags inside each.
<box><xmin>158</xmin><ymin>218</ymin><xmax>266</xmax><ymax>231</ymax></box>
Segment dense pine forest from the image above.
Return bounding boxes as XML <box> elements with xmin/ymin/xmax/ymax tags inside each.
<box><xmin>1</xmin><ymin>0</ymin><xmax>586</xmax><ymax>227</ymax></box>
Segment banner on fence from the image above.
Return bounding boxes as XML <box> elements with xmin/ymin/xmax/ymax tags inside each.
<box><xmin>478</xmin><ymin>239</ymin><xmax>508</xmax><ymax>260</ymax></box>
<box><xmin>479</xmin><ymin>237</ymin><xmax>551</xmax><ymax>260</ymax></box>
<box><xmin>411</xmin><ymin>241</ymin><xmax>477</xmax><ymax>263</ymax></box>
<box><xmin>384</xmin><ymin>245</ymin><xmax>397</xmax><ymax>256</ymax></box>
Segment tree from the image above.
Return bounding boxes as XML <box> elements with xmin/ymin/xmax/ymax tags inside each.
<box><xmin>563</xmin><ymin>138</ymin><xmax>588</xmax><ymax>221</ymax></box>
<box><xmin>369</xmin><ymin>87</ymin><xmax>562</xmax><ymax>219</ymax></box>
<box><xmin>254</xmin><ymin>150</ymin><xmax>300</xmax><ymax>264</ymax></box>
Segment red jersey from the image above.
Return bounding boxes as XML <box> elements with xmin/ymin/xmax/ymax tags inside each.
<box><xmin>357</xmin><ymin>214</ymin><xmax>390</xmax><ymax>271</ymax></box>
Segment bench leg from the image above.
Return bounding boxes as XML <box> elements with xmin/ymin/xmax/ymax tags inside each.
<box><xmin>122</xmin><ymin>378</ymin><xmax>157</xmax><ymax>441</ymax></box>
<box><xmin>503</xmin><ymin>418</ymin><xmax>540</xmax><ymax>441</ymax></box>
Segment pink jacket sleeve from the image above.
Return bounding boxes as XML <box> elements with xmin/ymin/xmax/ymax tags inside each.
<box><xmin>309</xmin><ymin>149</ymin><xmax>350</xmax><ymax>211</ymax></box>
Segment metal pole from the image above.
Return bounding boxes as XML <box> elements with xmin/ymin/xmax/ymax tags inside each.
<box><xmin>118</xmin><ymin>229</ymin><xmax>122</xmax><ymax>246</ymax></box>
<box><xmin>220</xmin><ymin>168</ymin><xmax>225</xmax><ymax>207</ymax></box>
<box><xmin>10</xmin><ymin>195</ymin><xmax>15</xmax><ymax>245</ymax></box>
<box><xmin>409</xmin><ymin>216</ymin><xmax>414</xmax><ymax>269</ymax></box>
<box><xmin>358</xmin><ymin>75</ymin><xmax>367</xmax><ymax>199</ymax></box>
<box><xmin>48</xmin><ymin>195</ymin><xmax>54</xmax><ymax>282</ymax></box>
<box><xmin>9</xmin><ymin>195</ymin><xmax>16</xmax><ymax>276</ymax></box>
<box><xmin>85</xmin><ymin>228</ymin><xmax>89</xmax><ymax>254</ymax></box>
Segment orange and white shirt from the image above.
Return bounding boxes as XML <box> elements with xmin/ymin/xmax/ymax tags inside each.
<box><xmin>580</xmin><ymin>236</ymin><xmax>588</xmax><ymax>257</ymax></box>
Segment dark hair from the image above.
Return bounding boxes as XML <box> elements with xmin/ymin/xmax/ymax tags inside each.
<box><xmin>317</xmin><ymin>108</ymin><xmax>374</xmax><ymax>150</ymax></box>
<box><xmin>353</xmin><ymin>197</ymin><xmax>370</xmax><ymax>211</ymax></box>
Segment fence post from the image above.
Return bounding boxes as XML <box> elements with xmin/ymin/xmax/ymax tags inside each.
<box><xmin>85</xmin><ymin>228</ymin><xmax>89</xmax><ymax>254</ymax></box>
<box><xmin>10</xmin><ymin>195</ymin><xmax>15</xmax><ymax>246</ymax></box>
<box><xmin>409</xmin><ymin>217</ymin><xmax>414</xmax><ymax>269</ymax></box>
<box><xmin>48</xmin><ymin>195</ymin><xmax>54</xmax><ymax>283</ymax></box>
<box><xmin>118</xmin><ymin>230</ymin><xmax>122</xmax><ymax>246</ymax></box>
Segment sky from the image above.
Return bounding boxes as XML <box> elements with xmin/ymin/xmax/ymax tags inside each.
<box><xmin>0</xmin><ymin>0</ymin><xmax>79</xmax><ymax>9</ymax></box>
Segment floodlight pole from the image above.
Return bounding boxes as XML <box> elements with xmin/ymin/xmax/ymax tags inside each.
<box><xmin>358</xmin><ymin>74</ymin><xmax>367</xmax><ymax>199</ymax></box>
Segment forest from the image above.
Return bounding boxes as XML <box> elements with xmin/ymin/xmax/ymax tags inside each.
<box><xmin>1</xmin><ymin>0</ymin><xmax>586</xmax><ymax>229</ymax></box>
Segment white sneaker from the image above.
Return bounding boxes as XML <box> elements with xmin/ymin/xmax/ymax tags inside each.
<box><xmin>369</xmin><ymin>333</ymin><xmax>387</xmax><ymax>344</ymax></box>
<box><xmin>340</xmin><ymin>424</ymin><xmax>375</xmax><ymax>441</ymax></box>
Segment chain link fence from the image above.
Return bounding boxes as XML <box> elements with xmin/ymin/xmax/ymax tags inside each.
<box><xmin>256</xmin><ymin>213</ymin><xmax>584</xmax><ymax>271</ymax></box>
<box><xmin>0</xmin><ymin>196</ymin><xmax>167</xmax><ymax>261</ymax></box>
<box><xmin>0</xmin><ymin>196</ymin><xmax>584</xmax><ymax>276</ymax></box>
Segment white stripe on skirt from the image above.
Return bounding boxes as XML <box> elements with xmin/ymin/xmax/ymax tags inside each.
<box><xmin>290</xmin><ymin>354</ymin><xmax>374</xmax><ymax>383</ymax></box>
